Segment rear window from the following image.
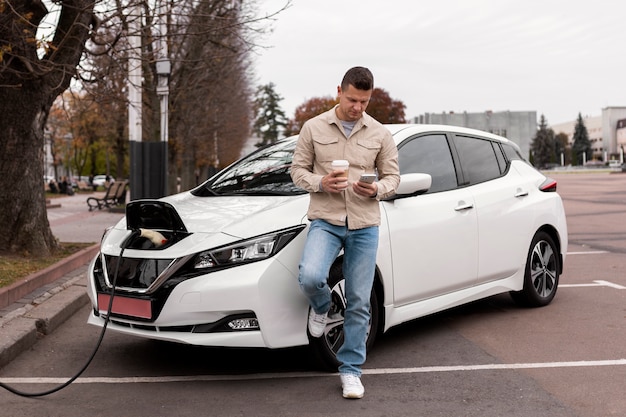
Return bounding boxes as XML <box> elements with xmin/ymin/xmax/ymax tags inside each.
<box><xmin>455</xmin><ymin>135</ymin><xmax>502</xmax><ymax>185</ymax></box>
<box><xmin>501</xmin><ymin>143</ymin><xmax>524</xmax><ymax>162</ymax></box>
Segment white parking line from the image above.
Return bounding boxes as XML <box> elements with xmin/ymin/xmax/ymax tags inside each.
<box><xmin>567</xmin><ymin>251</ymin><xmax>609</xmax><ymax>255</ymax></box>
<box><xmin>561</xmin><ymin>280</ymin><xmax>625</xmax><ymax>289</ymax></box>
<box><xmin>2</xmin><ymin>359</ymin><xmax>626</xmax><ymax>384</ymax></box>
<box><xmin>593</xmin><ymin>280</ymin><xmax>626</xmax><ymax>289</ymax></box>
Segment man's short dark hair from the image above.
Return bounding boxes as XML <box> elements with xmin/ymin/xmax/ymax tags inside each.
<box><xmin>341</xmin><ymin>66</ymin><xmax>374</xmax><ymax>91</ymax></box>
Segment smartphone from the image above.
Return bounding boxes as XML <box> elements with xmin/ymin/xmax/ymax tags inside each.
<box><xmin>359</xmin><ymin>173</ymin><xmax>376</xmax><ymax>184</ymax></box>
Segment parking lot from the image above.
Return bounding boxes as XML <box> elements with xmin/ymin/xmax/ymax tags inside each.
<box><xmin>1</xmin><ymin>172</ymin><xmax>625</xmax><ymax>416</ymax></box>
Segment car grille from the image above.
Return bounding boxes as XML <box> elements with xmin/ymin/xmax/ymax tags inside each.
<box><xmin>104</xmin><ymin>255</ymin><xmax>174</xmax><ymax>290</ymax></box>
<box><xmin>93</xmin><ymin>253</ymin><xmax>200</xmax><ymax>322</ymax></box>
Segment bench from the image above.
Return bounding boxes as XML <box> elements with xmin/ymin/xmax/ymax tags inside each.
<box><xmin>77</xmin><ymin>180</ymin><xmax>91</xmax><ymax>191</ymax></box>
<box><xmin>86</xmin><ymin>180</ymin><xmax>128</xmax><ymax>211</ymax></box>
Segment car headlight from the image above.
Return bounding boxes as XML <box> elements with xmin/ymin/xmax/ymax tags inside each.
<box><xmin>192</xmin><ymin>225</ymin><xmax>305</xmax><ymax>270</ymax></box>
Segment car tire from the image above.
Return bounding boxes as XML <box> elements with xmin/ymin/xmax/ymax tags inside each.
<box><xmin>510</xmin><ymin>231</ymin><xmax>560</xmax><ymax>307</ymax></box>
<box><xmin>308</xmin><ymin>261</ymin><xmax>380</xmax><ymax>371</ymax></box>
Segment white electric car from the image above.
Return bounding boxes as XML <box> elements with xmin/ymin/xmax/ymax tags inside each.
<box><xmin>87</xmin><ymin>124</ymin><xmax>568</xmax><ymax>369</ymax></box>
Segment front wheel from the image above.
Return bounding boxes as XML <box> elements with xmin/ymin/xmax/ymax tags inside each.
<box><xmin>308</xmin><ymin>262</ymin><xmax>379</xmax><ymax>371</ymax></box>
<box><xmin>510</xmin><ymin>231</ymin><xmax>560</xmax><ymax>307</ymax></box>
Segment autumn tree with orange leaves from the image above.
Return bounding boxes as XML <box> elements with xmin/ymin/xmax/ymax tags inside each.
<box><xmin>47</xmin><ymin>92</ymin><xmax>113</xmax><ymax>182</ymax></box>
<box><xmin>366</xmin><ymin>88</ymin><xmax>406</xmax><ymax>125</ymax></box>
<box><xmin>284</xmin><ymin>96</ymin><xmax>338</xmax><ymax>136</ymax></box>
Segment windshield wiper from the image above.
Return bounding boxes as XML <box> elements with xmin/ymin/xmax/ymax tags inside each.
<box><xmin>192</xmin><ymin>186</ymin><xmax>220</xmax><ymax>197</ymax></box>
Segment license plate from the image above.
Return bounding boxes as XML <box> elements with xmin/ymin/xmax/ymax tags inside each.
<box><xmin>98</xmin><ymin>294</ymin><xmax>152</xmax><ymax>320</ymax></box>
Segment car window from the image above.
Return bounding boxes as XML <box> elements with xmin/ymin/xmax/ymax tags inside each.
<box><xmin>193</xmin><ymin>138</ymin><xmax>306</xmax><ymax>196</ymax></box>
<box><xmin>501</xmin><ymin>142</ymin><xmax>524</xmax><ymax>162</ymax></box>
<box><xmin>398</xmin><ymin>134</ymin><xmax>458</xmax><ymax>193</ymax></box>
<box><xmin>493</xmin><ymin>142</ymin><xmax>507</xmax><ymax>174</ymax></box>
<box><xmin>454</xmin><ymin>135</ymin><xmax>502</xmax><ymax>185</ymax></box>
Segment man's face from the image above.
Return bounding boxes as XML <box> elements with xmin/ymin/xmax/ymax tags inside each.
<box><xmin>336</xmin><ymin>84</ymin><xmax>372</xmax><ymax>122</ymax></box>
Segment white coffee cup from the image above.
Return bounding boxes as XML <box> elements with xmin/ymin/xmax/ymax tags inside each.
<box><xmin>331</xmin><ymin>159</ymin><xmax>349</xmax><ymax>174</ymax></box>
<box><xmin>331</xmin><ymin>160</ymin><xmax>349</xmax><ymax>190</ymax></box>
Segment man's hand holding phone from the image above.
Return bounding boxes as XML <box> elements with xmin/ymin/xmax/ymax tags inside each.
<box><xmin>354</xmin><ymin>173</ymin><xmax>377</xmax><ymax>197</ymax></box>
<box><xmin>359</xmin><ymin>174</ymin><xmax>376</xmax><ymax>184</ymax></box>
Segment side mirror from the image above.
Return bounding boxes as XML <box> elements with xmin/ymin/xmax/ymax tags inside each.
<box><xmin>386</xmin><ymin>173</ymin><xmax>432</xmax><ymax>200</ymax></box>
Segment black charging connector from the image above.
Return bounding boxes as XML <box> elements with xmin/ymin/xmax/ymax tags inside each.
<box><xmin>0</xmin><ymin>229</ymin><xmax>140</xmax><ymax>397</ymax></box>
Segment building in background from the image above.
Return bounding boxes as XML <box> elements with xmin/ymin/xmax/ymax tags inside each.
<box><xmin>551</xmin><ymin>107</ymin><xmax>626</xmax><ymax>163</ymax></box>
<box><xmin>616</xmin><ymin>118</ymin><xmax>626</xmax><ymax>160</ymax></box>
<box><xmin>602</xmin><ymin>107</ymin><xmax>626</xmax><ymax>162</ymax></box>
<box><xmin>550</xmin><ymin>115</ymin><xmax>603</xmax><ymax>159</ymax></box>
<box><xmin>412</xmin><ymin>110</ymin><xmax>536</xmax><ymax>159</ymax></box>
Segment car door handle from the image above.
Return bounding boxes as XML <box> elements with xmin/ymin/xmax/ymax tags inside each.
<box><xmin>454</xmin><ymin>202</ymin><xmax>474</xmax><ymax>211</ymax></box>
<box><xmin>514</xmin><ymin>189</ymin><xmax>529</xmax><ymax>198</ymax></box>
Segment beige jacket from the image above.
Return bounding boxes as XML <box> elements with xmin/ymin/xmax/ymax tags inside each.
<box><xmin>291</xmin><ymin>106</ymin><xmax>400</xmax><ymax>230</ymax></box>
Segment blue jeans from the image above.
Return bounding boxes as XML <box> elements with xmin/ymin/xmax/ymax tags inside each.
<box><xmin>298</xmin><ymin>219</ymin><xmax>379</xmax><ymax>376</ymax></box>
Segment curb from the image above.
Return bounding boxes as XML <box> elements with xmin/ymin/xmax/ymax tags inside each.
<box><xmin>0</xmin><ymin>275</ymin><xmax>90</xmax><ymax>369</ymax></box>
<box><xmin>0</xmin><ymin>243</ymin><xmax>99</xmax><ymax>310</ymax></box>
<box><xmin>0</xmin><ymin>245</ymin><xmax>99</xmax><ymax>368</ymax></box>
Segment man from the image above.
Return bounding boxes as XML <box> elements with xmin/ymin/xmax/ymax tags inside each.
<box><xmin>290</xmin><ymin>66</ymin><xmax>400</xmax><ymax>399</ymax></box>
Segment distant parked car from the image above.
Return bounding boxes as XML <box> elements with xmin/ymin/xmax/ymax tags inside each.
<box><xmin>86</xmin><ymin>124</ymin><xmax>568</xmax><ymax>369</ymax></box>
<box><xmin>92</xmin><ymin>175</ymin><xmax>114</xmax><ymax>187</ymax></box>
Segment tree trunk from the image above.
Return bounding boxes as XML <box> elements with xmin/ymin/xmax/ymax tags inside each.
<box><xmin>0</xmin><ymin>85</ymin><xmax>58</xmax><ymax>256</ymax></box>
<box><xmin>0</xmin><ymin>0</ymin><xmax>96</xmax><ymax>256</ymax></box>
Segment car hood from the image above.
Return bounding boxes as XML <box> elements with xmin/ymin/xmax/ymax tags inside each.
<box><xmin>150</xmin><ymin>192</ymin><xmax>308</xmax><ymax>238</ymax></box>
<box><xmin>103</xmin><ymin>192</ymin><xmax>310</xmax><ymax>258</ymax></box>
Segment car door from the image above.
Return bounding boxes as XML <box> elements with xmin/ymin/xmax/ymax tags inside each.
<box><xmin>383</xmin><ymin>133</ymin><xmax>478</xmax><ymax>306</ymax></box>
<box><xmin>453</xmin><ymin>135</ymin><xmax>532</xmax><ymax>284</ymax></box>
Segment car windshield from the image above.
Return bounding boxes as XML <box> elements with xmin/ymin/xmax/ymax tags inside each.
<box><xmin>192</xmin><ymin>137</ymin><xmax>307</xmax><ymax>196</ymax></box>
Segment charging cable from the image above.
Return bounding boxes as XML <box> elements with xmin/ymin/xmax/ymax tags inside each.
<box><xmin>0</xmin><ymin>229</ymin><xmax>140</xmax><ymax>397</ymax></box>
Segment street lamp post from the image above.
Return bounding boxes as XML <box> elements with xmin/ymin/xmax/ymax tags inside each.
<box><xmin>156</xmin><ymin>58</ymin><xmax>170</xmax><ymax>197</ymax></box>
<box><xmin>128</xmin><ymin>4</ymin><xmax>142</xmax><ymax>200</ymax></box>
<box><xmin>128</xmin><ymin>2</ymin><xmax>169</xmax><ymax>199</ymax></box>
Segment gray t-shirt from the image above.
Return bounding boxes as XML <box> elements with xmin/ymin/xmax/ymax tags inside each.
<box><xmin>341</xmin><ymin>120</ymin><xmax>357</xmax><ymax>137</ymax></box>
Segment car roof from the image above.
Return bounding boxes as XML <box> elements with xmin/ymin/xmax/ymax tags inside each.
<box><xmin>282</xmin><ymin>123</ymin><xmax>519</xmax><ymax>151</ymax></box>
<box><xmin>384</xmin><ymin>123</ymin><xmax>513</xmax><ymax>145</ymax></box>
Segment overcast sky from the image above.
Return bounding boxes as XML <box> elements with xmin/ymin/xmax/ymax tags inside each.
<box><xmin>254</xmin><ymin>0</ymin><xmax>624</xmax><ymax>126</ymax></box>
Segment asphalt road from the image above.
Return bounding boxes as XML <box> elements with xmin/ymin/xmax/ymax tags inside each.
<box><xmin>1</xmin><ymin>172</ymin><xmax>625</xmax><ymax>416</ymax></box>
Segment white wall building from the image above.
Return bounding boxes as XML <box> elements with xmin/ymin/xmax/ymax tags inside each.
<box><xmin>550</xmin><ymin>107</ymin><xmax>626</xmax><ymax>163</ymax></box>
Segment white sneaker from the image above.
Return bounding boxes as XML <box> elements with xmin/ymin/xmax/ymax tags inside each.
<box><xmin>340</xmin><ymin>373</ymin><xmax>364</xmax><ymax>399</ymax></box>
<box><xmin>308</xmin><ymin>308</ymin><xmax>327</xmax><ymax>338</ymax></box>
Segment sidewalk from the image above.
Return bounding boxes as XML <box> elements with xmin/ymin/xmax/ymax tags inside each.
<box><xmin>0</xmin><ymin>192</ymin><xmax>125</xmax><ymax>368</ymax></box>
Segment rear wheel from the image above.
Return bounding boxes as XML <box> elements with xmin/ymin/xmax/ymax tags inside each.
<box><xmin>308</xmin><ymin>262</ymin><xmax>379</xmax><ymax>371</ymax></box>
<box><xmin>510</xmin><ymin>231</ymin><xmax>560</xmax><ymax>307</ymax></box>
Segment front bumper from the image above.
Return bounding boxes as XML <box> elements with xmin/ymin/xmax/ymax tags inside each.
<box><xmin>86</xmin><ymin>248</ymin><xmax>310</xmax><ymax>349</ymax></box>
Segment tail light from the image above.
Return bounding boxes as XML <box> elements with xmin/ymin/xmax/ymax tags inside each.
<box><xmin>539</xmin><ymin>178</ymin><xmax>557</xmax><ymax>192</ymax></box>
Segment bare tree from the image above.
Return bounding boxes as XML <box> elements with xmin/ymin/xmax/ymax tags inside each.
<box><xmin>168</xmin><ymin>0</ymin><xmax>259</xmax><ymax>190</ymax></box>
<box><xmin>76</xmin><ymin>0</ymin><xmax>286</xmax><ymax>190</ymax></box>
<box><xmin>0</xmin><ymin>0</ymin><xmax>289</xmax><ymax>255</ymax></box>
